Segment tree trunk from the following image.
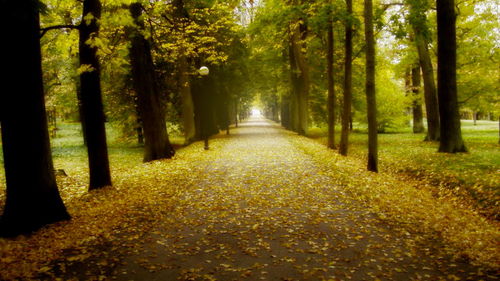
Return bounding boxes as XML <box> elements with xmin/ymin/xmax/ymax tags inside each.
<box><xmin>235</xmin><ymin>98</ymin><xmax>239</xmax><ymax>127</ymax></box>
<box><xmin>339</xmin><ymin>0</ymin><xmax>353</xmax><ymax>156</ymax></box>
<box><xmin>135</xmin><ymin>103</ymin><xmax>144</xmax><ymax>144</ymax></box>
<box><xmin>327</xmin><ymin>18</ymin><xmax>336</xmax><ymax>149</ymax></box>
<box><xmin>413</xmin><ymin>27</ymin><xmax>440</xmax><ymax>141</ymax></box>
<box><xmin>273</xmin><ymin>92</ymin><xmax>280</xmax><ymax>122</ymax></box>
<box><xmin>129</xmin><ymin>3</ymin><xmax>175</xmax><ymax>162</ymax></box>
<box><xmin>79</xmin><ymin>0</ymin><xmax>112</xmax><ymax>189</ymax></box>
<box><xmin>290</xmin><ymin>23</ymin><xmax>310</xmax><ymax>136</ymax></box>
<box><xmin>364</xmin><ymin>0</ymin><xmax>378</xmax><ymax>172</ymax></box>
<box><xmin>411</xmin><ymin>66</ymin><xmax>425</xmax><ymax>133</ymax></box>
<box><xmin>179</xmin><ymin>56</ymin><xmax>196</xmax><ymax>144</ymax></box>
<box><xmin>281</xmin><ymin>93</ymin><xmax>291</xmax><ymax>129</ymax></box>
<box><xmin>288</xmin><ymin>43</ymin><xmax>300</xmax><ymax>132</ymax></box>
<box><xmin>172</xmin><ymin>0</ymin><xmax>195</xmax><ymax>144</ymax></box>
<box><xmin>73</xmin><ymin>56</ymin><xmax>87</xmax><ymax>145</ymax></box>
<box><xmin>437</xmin><ymin>0</ymin><xmax>467</xmax><ymax>153</ymax></box>
<box><xmin>0</xmin><ymin>0</ymin><xmax>70</xmax><ymax>237</ymax></box>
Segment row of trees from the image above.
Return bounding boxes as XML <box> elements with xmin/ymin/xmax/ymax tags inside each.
<box><xmin>0</xmin><ymin>0</ymin><xmax>251</xmax><ymax>237</ymax></box>
<box><xmin>0</xmin><ymin>0</ymin><xmax>497</xmax><ymax>236</ymax></box>
<box><xmin>249</xmin><ymin>0</ymin><xmax>497</xmax><ymax>171</ymax></box>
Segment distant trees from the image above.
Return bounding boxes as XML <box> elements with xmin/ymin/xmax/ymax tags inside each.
<box><xmin>0</xmin><ymin>0</ymin><xmax>70</xmax><ymax>236</ymax></box>
<box><xmin>249</xmin><ymin>0</ymin><xmax>487</xmax><ymax>164</ymax></box>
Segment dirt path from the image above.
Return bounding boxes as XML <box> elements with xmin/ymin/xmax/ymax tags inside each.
<box><xmin>55</xmin><ymin>117</ymin><xmax>488</xmax><ymax>280</ymax></box>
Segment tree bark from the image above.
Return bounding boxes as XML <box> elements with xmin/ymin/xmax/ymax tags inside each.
<box><xmin>288</xmin><ymin>43</ymin><xmax>300</xmax><ymax>132</ymax></box>
<box><xmin>339</xmin><ymin>0</ymin><xmax>353</xmax><ymax>156</ymax></box>
<box><xmin>281</xmin><ymin>93</ymin><xmax>291</xmax><ymax>129</ymax></box>
<box><xmin>436</xmin><ymin>0</ymin><xmax>467</xmax><ymax>152</ymax></box>
<box><xmin>79</xmin><ymin>0</ymin><xmax>112</xmax><ymax>189</ymax></box>
<box><xmin>291</xmin><ymin>23</ymin><xmax>310</xmax><ymax>136</ymax></box>
<box><xmin>327</xmin><ymin>18</ymin><xmax>336</xmax><ymax>149</ymax></box>
<box><xmin>179</xmin><ymin>56</ymin><xmax>196</xmax><ymax>144</ymax></box>
<box><xmin>364</xmin><ymin>0</ymin><xmax>378</xmax><ymax>172</ymax></box>
<box><xmin>172</xmin><ymin>0</ymin><xmax>196</xmax><ymax>144</ymax></box>
<box><xmin>0</xmin><ymin>0</ymin><xmax>70</xmax><ymax>237</ymax></box>
<box><xmin>411</xmin><ymin>66</ymin><xmax>425</xmax><ymax>133</ymax></box>
<box><xmin>129</xmin><ymin>3</ymin><xmax>175</xmax><ymax>162</ymax></box>
<box><xmin>412</xmin><ymin>27</ymin><xmax>440</xmax><ymax>141</ymax></box>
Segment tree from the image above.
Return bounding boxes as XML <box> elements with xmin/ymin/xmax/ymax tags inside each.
<box><xmin>172</xmin><ymin>0</ymin><xmax>196</xmax><ymax>145</ymax></box>
<box><xmin>326</xmin><ymin>11</ymin><xmax>336</xmax><ymax>149</ymax></box>
<box><xmin>408</xmin><ymin>0</ymin><xmax>440</xmax><ymax>141</ymax></box>
<box><xmin>411</xmin><ymin>65</ymin><xmax>425</xmax><ymax>133</ymax></box>
<box><xmin>289</xmin><ymin>18</ymin><xmax>310</xmax><ymax>136</ymax></box>
<box><xmin>339</xmin><ymin>0</ymin><xmax>353</xmax><ymax>156</ymax></box>
<box><xmin>0</xmin><ymin>0</ymin><xmax>70</xmax><ymax>237</ymax></box>
<box><xmin>129</xmin><ymin>2</ymin><xmax>175</xmax><ymax>162</ymax></box>
<box><xmin>364</xmin><ymin>0</ymin><xmax>378</xmax><ymax>172</ymax></box>
<box><xmin>436</xmin><ymin>0</ymin><xmax>466</xmax><ymax>152</ymax></box>
<box><xmin>79</xmin><ymin>0</ymin><xmax>112</xmax><ymax>189</ymax></box>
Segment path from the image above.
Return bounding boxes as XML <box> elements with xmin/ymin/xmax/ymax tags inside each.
<box><xmin>58</xmin><ymin>117</ymin><xmax>487</xmax><ymax>280</ymax></box>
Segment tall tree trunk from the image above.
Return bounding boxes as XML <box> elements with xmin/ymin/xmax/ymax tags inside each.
<box><xmin>364</xmin><ymin>0</ymin><xmax>378</xmax><ymax>172</ymax></box>
<box><xmin>73</xmin><ymin>56</ymin><xmax>87</xmax><ymax>145</ymax></box>
<box><xmin>79</xmin><ymin>0</ymin><xmax>112</xmax><ymax>189</ymax></box>
<box><xmin>129</xmin><ymin>3</ymin><xmax>175</xmax><ymax>162</ymax></box>
<box><xmin>179</xmin><ymin>56</ymin><xmax>195</xmax><ymax>144</ymax></box>
<box><xmin>290</xmin><ymin>23</ymin><xmax>310</xmax><ymax>135</ymax></box>
<box><xmin>411</xmin><ymin>65</ymin><xmax>425</xmax><ymax>133</ymax></box>
<box><xmin>412</xmin><ymin>27</ymin><xmax>440</xmax><ymax>141</ymax></box>
<box><xmin>0</xmin><ymin>0</ymin><xmax>70</xmax><ymax>237</ymax></box>
<box><xmin>288</xmin><ymin>43</ymin><xmax>300</xmax><ymax>132</ymax></box>
<box><xmin>437</xmin><ymin>0</ymin><xmax>467</xmax><ymax>153</ymax></box>
<box><xmin>172</xmin><ymin>0</ymin><xmax>195</xmax><ymax>144</ymax></box>
<box><xmin>339</xmin><ymin>0</ymin><xmax>353</xmax><ymax>156</ymax></box>
<box><xmin>235</xmin><ymin>98</ymin><xmax>239</xmax><ymax>127</ymax></box>
<box><xmin>281</xmin><ymin>93</ymin><xmax>291</xmax><ymax>129</ymax></box>
<box><xmin>327</xmin><ymin>18</ymin><xmax>336</xmax><ymax>149</ymax></box>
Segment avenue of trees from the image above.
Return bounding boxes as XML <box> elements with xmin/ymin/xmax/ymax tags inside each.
<box><xmin>0</xmin><ymin>0</ymin><xmax>498</xmax><ymax>236</ymax></box>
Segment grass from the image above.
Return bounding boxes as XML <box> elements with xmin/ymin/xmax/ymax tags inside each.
<box><xmin>0</xmin><ymin>122</ymin><xmax>185</xmax><ymax>209</ymax></box>
<box><xmin>309</xmin><ymin>119</ymin><xmax>500</xmax><ymax>219</ymax></box>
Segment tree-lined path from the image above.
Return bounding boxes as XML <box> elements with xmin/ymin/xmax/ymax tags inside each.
<box><xmin>27</xmin><ymin>117</ymin><xmax>490</xmax><ymax>281</ymax></box>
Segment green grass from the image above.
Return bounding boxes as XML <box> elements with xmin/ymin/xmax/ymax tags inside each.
<box><xmin>310</xmin><ymin>120</ymin><xmax>500</xmax><ymax>219</ymax></box>
<box><xmin>1</xmin><ymin>120</ymin><xmax>498</xmax><ymax>219</ymax></box>
<box><xmin>0</xmin><ymin>122</ymin><xmax>186</xmax><ymax>201</ymax></box>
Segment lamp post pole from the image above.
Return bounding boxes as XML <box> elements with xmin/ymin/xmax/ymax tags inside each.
<box><xmin>199</xmin><ymin>66</ymin><xmax>210</xmax><ymax>150</ymax></box>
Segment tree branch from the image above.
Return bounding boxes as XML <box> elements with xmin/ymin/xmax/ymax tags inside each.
<box><xmin>40</xmin><ymin>24</ymin><xmax>80</xmax><ymax>38</ymax></box>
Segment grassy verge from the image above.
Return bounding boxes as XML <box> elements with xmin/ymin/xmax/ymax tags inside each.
<box><xmin>290</xmin><ymin>134</ymin><xmax>499</xmax><ymax>269</ymax></box>
<box><xmin>309</xmin><ymin>120</ymin><xmax>499</xmax><ymax>219</ymax></box>
<box><xmin>0</xmin><ymin>122</ymin><xmax>185</xmax><ymax>211</ymax></box>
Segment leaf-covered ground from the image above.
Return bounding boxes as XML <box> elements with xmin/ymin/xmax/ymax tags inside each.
<box><xmin>311</xmin><ymin>120</ymin><xmax>499</xmax><ymax>219</ymax></box>
<box><xmin>0</xmin><ymin>118</ymin><xmax>499</xmax><ymax>280</ymax></box>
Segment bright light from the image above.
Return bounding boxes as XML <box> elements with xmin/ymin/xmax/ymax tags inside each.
<box><xmin>199</xmin><ymin>66</ymin><xmax>209</xmax><ymax>76</ymax></box>
<box><xmin>251</xmin><ymin>109</ymin><xmax>261</xmax><ymax>116</ymax></box>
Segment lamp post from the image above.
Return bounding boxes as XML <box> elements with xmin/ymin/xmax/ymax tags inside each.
<box><xmin>199</xmin><ymin>66</ymin><xmax>210</xmax><ymax>150</ymax></box>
